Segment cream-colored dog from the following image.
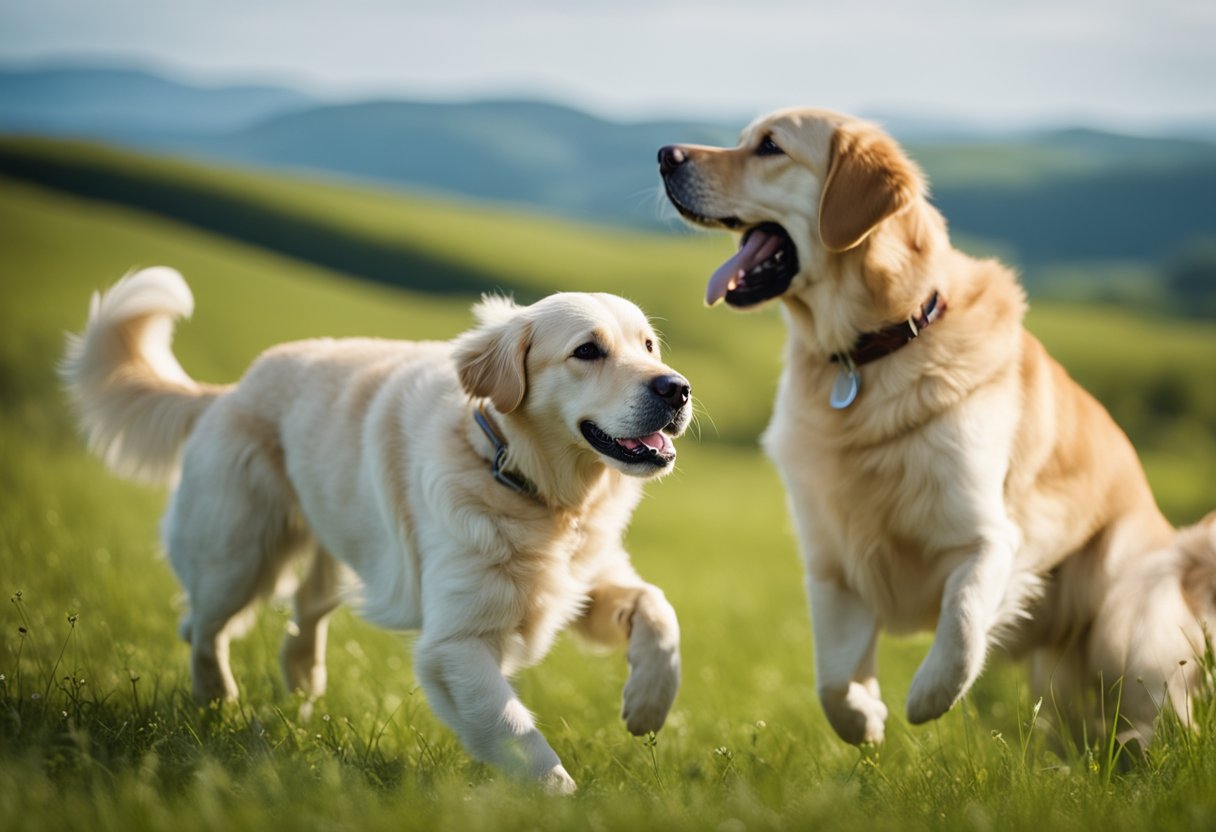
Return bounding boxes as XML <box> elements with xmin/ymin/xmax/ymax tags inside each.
<box><xmin>659</xmin><ymin>108</ymin><xmax>1216</xmax><ymax>745</ymax></box>
<box><xmin>62</xmin><ymin>268</ymin><xmax>693</xmax><ymax>792</ymax></box>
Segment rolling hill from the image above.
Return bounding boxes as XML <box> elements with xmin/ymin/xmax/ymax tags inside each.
<box><xmin>3</xmin><ymin>63</ymin><xmax>1214</xmax><ymax>286</ymax></box>
<box><xmin>178</xmin><ymin>98</ymin><xmax>737</xmax><ymax>227</ymax></box>
<box><xmin>1</xmin><ymin>139</ymin><xmax>1213</xmax><ymax>521</ymax></box>
<box><xmin>6</xmin><ymin>153</ymin><xmax>1216</xmax><ymax>832</ymax></box>
<box><xmin>4</xmin><ymin>69</ymin><xmax>1216</xmax><ymax>832</ymax></box>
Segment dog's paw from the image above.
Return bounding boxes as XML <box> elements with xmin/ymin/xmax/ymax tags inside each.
<box><xmin>820</xmin><ymin>681</ymin><xmax>888</xmax><ymax>745</ymax></box>
<box><xmin>906</xmin><ymin>644</ymin><xmax>976</xmax><ymax>724</ymax></box>
<box><xmin>281</xmin><ymin>639</ymin><xmax>327</xmax><ymax>698</ymax></box>
<box><xmin>621</xmin><ymin>645</ymin><xmax>680</xmax><ymax>735</ymax></box>
<box><xmin>538</xmin><ymin>764</ymin><xmax>577</xmax><ymax>795</ymax></box>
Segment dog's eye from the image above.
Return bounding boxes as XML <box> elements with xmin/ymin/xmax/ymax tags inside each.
<box><xmin>572</xmin><ymin>342</ymin><xmax>604</xmax><ymax>361</ymax></box>
<box><xmin>645</xmin><ymin>339</ymin><xmax>654</xmax><ymax>353</ymax></box>
<box><xmin>756</xmin><ymin>135</ymin><xmax>785</xmax><ymax>157</ymax></box>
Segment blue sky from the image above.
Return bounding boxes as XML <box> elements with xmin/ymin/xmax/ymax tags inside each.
<box><xmin>1</xmin><ymin>0</ymin><xmax>1213</xmax><ymax>129</ymax></box>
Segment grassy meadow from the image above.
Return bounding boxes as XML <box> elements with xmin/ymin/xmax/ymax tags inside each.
<box><xmin>2</xmin><ymin>151</ymin><xmax>1216</xmax><ymax>831</ymax></box>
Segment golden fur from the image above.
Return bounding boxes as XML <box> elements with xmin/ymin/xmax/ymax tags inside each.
<box><xmin>661</xmin><ymin>107</ymin><xmax>1216</xmax><ymax>745</ymax></box>
<box><xmin>61</xmin><ymin>268</ymin><xmax>693</xmax><ymax>792</ymax></box>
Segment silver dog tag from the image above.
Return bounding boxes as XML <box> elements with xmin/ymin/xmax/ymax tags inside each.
<box><xmin>830</xmin><ymin>366</ymin><xmax>859</xmax><ymax>409</ymax></box>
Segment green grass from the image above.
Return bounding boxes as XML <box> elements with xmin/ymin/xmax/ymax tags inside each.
<box><xmin>2</xmin><ymin>161</ymin><xmax>1216</xmax><ymax>831</ymax></box>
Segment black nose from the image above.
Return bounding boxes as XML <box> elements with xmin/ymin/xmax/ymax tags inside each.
<box><xmin>649</xmin><ymin>374</ymin><xmax>691</xmax><ymax>408</ymax></box>
<box><xmin>657</xmin><ymin>145</ymin><xmax>687</xmax><ymax>176</ymax></box>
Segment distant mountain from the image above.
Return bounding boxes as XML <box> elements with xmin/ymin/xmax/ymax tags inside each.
<box><xmin>0</xmin><ymin>64</ymin><xmax>737</xmax><ymax>227</ymax></box>
<box><xmin>169</xmin><ymin>98</ymin><xmax>737</xmax><ymax>227</ymax></box>
<box><xmin>2</xmin><ymin>63</ymin><xmax>1214</xmax><ymax>277</ymax></box>
<box><xmin>0</xmin><ymin>65</ymin><xmax>318</xmax><ymax>138</ymax></box>
<box><xmin>912</xmin><ymin>128</ymin><xmax>1216</xmax><ymax>268</ymax></box>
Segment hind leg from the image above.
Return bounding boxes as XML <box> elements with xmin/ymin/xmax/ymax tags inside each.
<box><xmin>1084</xmin><ymin>542</ymin><xmax>1211</xmax><ymax>745</ymax></box>
<box><xmin>165</xmin><ymin>425</ymin><xmax>303</xmax><ymax>703</ymax></box>
<box><xmin>174</xmin><ymin>525</ymin><xmax>302</xmax><ymax>703</ymax></box>
<box><xmin>1094</xmin><ymin>608</ymin><xmax>1203</xmax><ymax>745</ymax></box>
<box><xmin>281</xmin><ymin>547</ymin><xmax>342</xmax><ymax>697</ymax></box>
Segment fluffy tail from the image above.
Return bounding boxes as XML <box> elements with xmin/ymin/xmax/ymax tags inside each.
<box><xmin>60</xmin><ymin>267</ymin><xmax>230</xmax><ymax>484</ymax></box>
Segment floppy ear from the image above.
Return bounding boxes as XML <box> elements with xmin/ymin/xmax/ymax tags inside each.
<box><xmin>818</xmin><ymin>123</ymin><xmax>922</xmax><ymax>253</ymax></box>
<box><xmin>454</xmin><ymin>313</ymin><xmax>531</xmax><ymax>413</ymax></box>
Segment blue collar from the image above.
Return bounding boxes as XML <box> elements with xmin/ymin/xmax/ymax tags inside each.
<box><xmin>472</xmin><ymin>404</ymin><xmax>540</xmax><ymax>498</ymax></box>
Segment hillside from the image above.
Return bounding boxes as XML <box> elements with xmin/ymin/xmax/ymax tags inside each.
<box><xmin>1</xmin><ymin>140</ymin><xmax>1213</xmax><ymax>520</ymax></box>
<box><xmin>0</xmin><ymin>136</ymin><xmax>781</xmax><ymax>441</ymax></box>
<box><xmin>7</xmin><ymin>160</ymin><xmax>1216</xmax><ymax>832</ymax></box>
<box><xmin>3</xmin><ymin>149</ymin><xmax>1216</xmax><ymax>831</ymax></box>
<box><xmin>3</xmin><ymin>64</ymin><xmax>1214</xmax><ymax>287</ymax></box>
<box><xmin>183</xmin><ymin>99</ymin><xmax>737</xmax><ymax>228</ymax></box>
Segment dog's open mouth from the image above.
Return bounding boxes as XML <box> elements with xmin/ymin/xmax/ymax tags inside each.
<box><xmin>706</xmin><ymin>223</ymin><xmax>799</xmax><ymax>308</ymax></box>
<box><xmin>580</xmin><ymin>421</ymin><xmax>677</xmax><ymax>467</ymax></box>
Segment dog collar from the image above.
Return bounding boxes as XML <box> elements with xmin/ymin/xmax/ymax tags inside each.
<box><xmin>827</xmin><ymin>291</ymin><xmax>946</xmax><ymax>409</ymax></box>
<box><xmin>472</xmin><ymin>403</ymin><xmax>540</xmax><ymax>498</ymax></box>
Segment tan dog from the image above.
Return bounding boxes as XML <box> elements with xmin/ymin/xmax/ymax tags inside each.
<box><xmin>659</xmin><ymin>108</ymin><xmax>1216</xmax><ymax>745</ymax></box>
<box><xmin>62</xmin><ymin>267</ymin><xmax>693</xmax><ymax>792</ymax></box>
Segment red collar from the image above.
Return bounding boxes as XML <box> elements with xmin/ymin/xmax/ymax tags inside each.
<box><xmin>831</xmin><ymin>291</ymin><xmax>946</xmax><ymax>368</ymax></box>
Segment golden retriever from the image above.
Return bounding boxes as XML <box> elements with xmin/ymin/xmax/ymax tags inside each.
<box><xmin>61</xmin><ymin>267</ymin><xmax>693</xmax><ymax>792</ymax></box>
<box><xmin>659</xmin><ymin>107</ymin><xmax>1216</xmax><ymax>745</ymax></box>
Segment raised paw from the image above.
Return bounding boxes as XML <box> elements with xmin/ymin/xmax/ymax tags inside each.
<box><xmin>539</xmin><ymin>764</ymin><xmax>577</xmax><ymax>795</ymax></box>
<box><xmin>906</xmin><ymin>643</ymin><xmax>976</xmax><ymax>725</ymax></box>
<box><xmin>820</xmin><ymin>680</ymin><xmax>888</xmax><ymax>745</ymax></box>
<box><xmin>622</xmin><ymin>644</ymin><xmax>680</xmax><ymax>735</ymax></box>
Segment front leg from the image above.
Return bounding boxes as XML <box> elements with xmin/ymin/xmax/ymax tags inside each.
<box><xmin>808</xmin><ymin>577</ymin><xmax>887</xmax><ymax>744</ymax></box>
<box><xmin>413</xmin><ymin>635</ymin><xmax>576</xmax><ymax>794</ymax></box>
<box><xmin>906</xmin><ymin>533</ymin><xmax>1015</xmax><ymax>724</ymax></box>
<box><xmin>576</xmin><ymin>581</ymin><xmax>680</xmax><ymax>735</ymax></box>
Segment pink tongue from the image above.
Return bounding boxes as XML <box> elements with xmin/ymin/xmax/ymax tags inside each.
<box><xmin>705</xmin><ymin>229</ymin><xmax>783</xmax><ymax>306</ymax></box>
<box><xmin>638</xmin><ymin>432</ymin><xmax>673</xmax><ymax>454</ymax></box>
<box><xmin>618</xmin><ymin>433</ymin><xmax>674</xmax><ymax>455</ymax></box>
